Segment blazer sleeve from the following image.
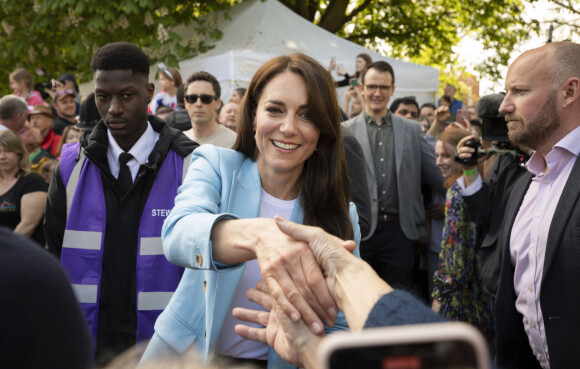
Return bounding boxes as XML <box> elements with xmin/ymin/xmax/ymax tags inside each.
<box><xmin>343</xmin><ymin>134</ymin><xmax>371</xmax><ymax>238</ymax></box>
<box><xmin>161</xmin><ymin>145</ymin><xmax>240</xmax><ymax>270</ymax></box>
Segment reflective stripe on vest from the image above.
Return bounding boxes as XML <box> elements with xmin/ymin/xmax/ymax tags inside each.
<box><xmin>59</xmin><ymin>144</ymin><xmax>190</xmax><ymax>346</ymax></box>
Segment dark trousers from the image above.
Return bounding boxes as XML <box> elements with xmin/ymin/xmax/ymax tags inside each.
<box><xmin>361</xmin><ymin>221</ymin><xmax>415</xmax><ymax>290</ymax></box>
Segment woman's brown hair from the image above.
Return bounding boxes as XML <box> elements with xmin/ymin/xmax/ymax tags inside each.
<box><xmin>233</xmin><ymin>53</ymin><xmax>353</xmax><ymax>240</ymax></box>
<box><xmin>354</xmin><ymin>53</ymin><xmax>372</xmax><ymax>79</ymax></box>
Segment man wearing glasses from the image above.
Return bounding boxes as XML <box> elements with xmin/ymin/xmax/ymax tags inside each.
<box><xmin>344</xmin><ymin>61</ymin><xmax>444</xmax><ymax>291</ymax></box>
<box><xmin>183</xmin><ymin>71</ymin><xmax>237</xmax><ymax>148</ymax></box>
<box><xmin>52</xmin><ymin>88</ymin><xmax>78</xmax><ymax>135</ymax></box>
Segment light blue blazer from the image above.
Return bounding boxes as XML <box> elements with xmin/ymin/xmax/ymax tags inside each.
<box><xmin>145</xmin><ymin>145</ymin><xmax>361</xmax><ymax>369</ymax></box>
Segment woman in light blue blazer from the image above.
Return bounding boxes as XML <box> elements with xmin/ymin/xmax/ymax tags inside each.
<box><xmin>141</xmin><ymin>53</ymin><xmax>361</xmax><ymax>368</ymax></box>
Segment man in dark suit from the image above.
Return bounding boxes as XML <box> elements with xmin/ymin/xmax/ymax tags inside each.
<box><xmin>344</xmin><ymin>61</ymin><xmax>444</xmax><ymax>289</ymax></box>
<box><xmin>488</xmin><ymin>42</ymin><xmax>580</xmax><ymax>369</ymax></box>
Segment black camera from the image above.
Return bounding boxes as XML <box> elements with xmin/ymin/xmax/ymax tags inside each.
<box><xmin>33</xmin><ymin>67</ymin><xmax>54</xmax><ymax>100</ymax></box>
<box><xmin>455</xmin><ymin>138</ymin><xmax>529</xmax><ymax>168</ymax></box>
<box><xmin>35</xmin><ymin>81</ymin><xmax>53</xmax><ymax>89</ymax></box>
<box><xmin>481</xmin><ymin>115</ymin><xmax>509</xmax><ymax>142</ymax></box>
<box><xmin>455</xmin><ymin>139</ymin><xmax>485</xmax><ymax>167</ymax></box>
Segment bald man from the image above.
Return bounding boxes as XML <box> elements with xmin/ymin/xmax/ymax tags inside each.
<box><xmin>494</xmin><ymin>41</ymin><xmax>580</xmax><ymax>369</ymax></box>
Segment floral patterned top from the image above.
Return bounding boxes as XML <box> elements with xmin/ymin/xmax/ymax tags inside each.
<box><xmin>432</xmin><ymin>182</ymin><xmax>495</xmax><ymax>353</ymax></box>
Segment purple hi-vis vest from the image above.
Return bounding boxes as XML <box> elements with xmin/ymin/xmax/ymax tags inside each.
<box><xmin>58</xmin><ymin>143</ymin><xmax>190</xmax><ymax>346</ymax></box>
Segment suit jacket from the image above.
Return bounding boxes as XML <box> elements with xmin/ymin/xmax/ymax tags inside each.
<box><xmin>147</xmin><ymin>145</ymin><xmax>361</xmax><ymax>369</ymax></box>
<box><xmin>343</xmin><ymin>128</ymin><xmax>372</xmax><ymax>238</ymax></box>
<box><xmin>495</xmin><ymin>155</ymin><xmax>580</xmax><ymax>369</ymax></box>
<box><xmin>463</xmin><ymin>154</ymin><xmax>527</xmax><ymax>296</ymax></box>
<box><xmin>344</xmin><ymin>112</ymin><xmax>444</xmax><ymax>241</ymax></box>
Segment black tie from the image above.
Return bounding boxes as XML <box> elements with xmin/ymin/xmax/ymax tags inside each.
<box><xmin>118</xmin><ymin>152</ymin><xmax>133</xmax><ymax>196</ymax></box>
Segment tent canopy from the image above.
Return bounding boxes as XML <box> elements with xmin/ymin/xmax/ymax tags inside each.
<box><xmin>175</xmin><ymin>0</ymin><xmax>439</xmax><ymax>107</ymax></box>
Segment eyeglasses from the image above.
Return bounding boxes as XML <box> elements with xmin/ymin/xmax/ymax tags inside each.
<box><xmin>185</xmin><ymin>94</ymin><xmax>217</xmax><ymax>104</ymax></box>
<box><xmin>364</xmin><ymin>85</ymin><xmax>392</xmax><ymax>92</ymax></box>
<box><xmin>55</xmin><ymin>88</ymin><xmax>76</xmax><ymax>98</ymax></box>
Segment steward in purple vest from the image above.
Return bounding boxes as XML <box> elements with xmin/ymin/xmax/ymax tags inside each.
<box><xmin>44</xmin><ymin>42</ymin><xmax>199</xmax><ymax>365</ymax></box>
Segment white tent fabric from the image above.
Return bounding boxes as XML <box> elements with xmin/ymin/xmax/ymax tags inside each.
<box><xmin>175</xmin><ymin>0</ymin><xmax>439</xmax><ymax>107</ymax></box>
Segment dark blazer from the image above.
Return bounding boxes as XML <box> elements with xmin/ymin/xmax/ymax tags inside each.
<box><xmin>343</xmin><ymin>128</ymin><xmax>372</xmax><ymax>239</ymax></box>
<box><xmin>344</xmin><ymin>112</ymin><xmax>444</xmax><ymax>241</ymax></box>
<box><xmin>463</xmin><ymin>154</ymin><xmax>527</xmax><ymax>296</ymax></box>
<box><xmin>495</xmin><ymin>156</ymin><xmax>580</xmax><ymax>369</ymax></box>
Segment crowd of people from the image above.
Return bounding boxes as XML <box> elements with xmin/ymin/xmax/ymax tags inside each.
<box><xmin>0</xmin><ymin>39</ymin><xmax>579</xmax><ymax>369</ymax></box>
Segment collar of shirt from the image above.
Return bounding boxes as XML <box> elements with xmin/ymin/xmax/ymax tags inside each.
<box><xmin>526</xmin><ymin>125</ymin><xmax>580</xmax><ymax>177</ymax></box>
<box><xmin>364</xmin><ymin>111</ymin><xmax>391</xmax><ymax>127</ymax></box>
<box><xmin>106</xmin><ymin>121</ymin><xmax>160</xmax><ymax>180</ymax></box>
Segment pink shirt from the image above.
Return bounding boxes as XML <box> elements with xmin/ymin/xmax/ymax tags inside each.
<box><xmin>17</xmin><ymin>91</ymin><xmax>44</xmax><ymax>112</ymax></box>
<box><xmin>510</xmin><ymin>126</ymin><xmax>580</xmax><ymax>368</ymax></box>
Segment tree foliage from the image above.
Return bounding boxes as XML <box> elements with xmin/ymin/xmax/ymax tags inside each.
<box><xmin>538</xmin><ymin>0</ymin><xmax>580</xmax><ymax>41</ymax></box>
<box><xmin>282</xmin><ymin>0</ymin><xmax>539</xmax><ymax>82</ymax></box>
<box><xmin>0</xmin><ymin>0</ymin><xmax>239</xmax><ymax>94</ymax></box>
<box><xmin>1</xmin><ymin>0</ymin><xmax>545</xmax><ymax>95</ymax></box>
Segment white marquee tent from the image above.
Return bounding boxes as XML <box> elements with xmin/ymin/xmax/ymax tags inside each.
<box><xmin>173</xmin><ymin>0</ymin><xmax>439</xmax><ymax>107</ymax></box>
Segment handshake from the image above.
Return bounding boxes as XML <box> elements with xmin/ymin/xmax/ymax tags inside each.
<box><xmin>233</xmin><ymin>216</ymin><xmax>393</xmax><ymax>369</ymax></box>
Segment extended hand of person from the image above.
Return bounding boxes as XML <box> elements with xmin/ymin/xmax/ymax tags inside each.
<box><xmin>274</xmin><ymin>215</ymin><xmax>356</xmax><ymax>296</ymax></box>
<box><xmin>435</xmin><ymin>105</ymin><xmax>450</xmax><ymax>123</ymax></box>
<box><xmin>427</xmin><ymin>105</ymin><xmax>450</xmax><ymax>138</ymax></box>
<box><xmin>273</xmin><ymin>216</ymin><xmax>391</xmax><ymax>331</ymax></box>
<box><xmin>249</xmin><ymin>218</ymin><xmax>340</xmax><ymax>334</ymax></box>
<box><xmin>234</xmin><ymin>281</ymin><xmax>323</xmax><ymax>369</ymax></box>
<box><xmin>328</xmin><ymin>58</ymin><xmax>336</xmax><ymax>72</ymax></box>
<box><xmin>456</xmin><ymin>135</ymin><xmax>479</xmax><ymax>170</ymax></box>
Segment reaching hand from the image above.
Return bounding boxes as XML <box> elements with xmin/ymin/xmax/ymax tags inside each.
<box><xmin>274</xmin><ymin>215</ymin><xmax>356</xmax><ymax>295</ymax></box>
<box><xmin>234</xmin><ymin>282</ymin><xmax>323</xmax><ymax>369</ymax></box>
<box><xmin>456</xmin><ymin>135</ymin><xmax>480</xmax><ymax>170</ymax></box>
<box><xmin>435</xmin><ymin>105</ymin><xmax>450</xmax><ymax>124</ymax></box>
<box><xmin>328</xmin><ymin>58</ymin><xmax>336</xmax><ymax>72</ymax></box>
<box><xmin>251</xmin><ymin>218</ymin><xmax>339</xmax><ymax>334</ymax></box>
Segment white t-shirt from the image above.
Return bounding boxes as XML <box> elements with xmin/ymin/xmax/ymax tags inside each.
<box><xmin>215</xmin><ymin>189</ymin><xmax>297</xmax><ymax>359</ymax></box>
<box><xmin>148</xmin><ymin>90</ymin><xmax>179</xmax><ymax>114</ymax></box>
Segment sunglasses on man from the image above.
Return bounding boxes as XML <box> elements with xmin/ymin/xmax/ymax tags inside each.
<box><xmin>185</xmin><ymin>94</ymin><xmax>217</xmax><ymax>104</ymax></box>
<box><xmin>55</xmin><ymin>88</ymin><xmax>77</xmax><ymax>98</ymax></box>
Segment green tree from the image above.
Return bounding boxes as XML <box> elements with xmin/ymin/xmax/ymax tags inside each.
<box><xmin>282</xmin><ymin>0</ymin><xmax>539</xmax><ymax>81</ymax></box>
<box><xmin>0</xmin><ymin>0</ymin><xmax>239</xmax><ymax>95</ymax></box>
<box><xmin>537</xmin><ymin>0</ymin><xmax>580</xmax><ymax>41</ymax></box>
<box><xmin>0</xmin><ymin>0</ymin><xmax>541</xmax><ymax>95</ymax></box>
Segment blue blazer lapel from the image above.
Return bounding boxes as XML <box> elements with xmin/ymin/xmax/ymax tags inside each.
<box><xmin>228</xmin><ymin>158</ymin><xmax>261</xmax><ymax>219</ymax></box>
<box><xmin>543</xmin><ymin>157</ymin><xmax>580</xmax><ymax>282</ymax></box>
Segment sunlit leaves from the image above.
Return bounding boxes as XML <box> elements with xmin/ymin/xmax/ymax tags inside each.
<box><xmin>0</xmin><ymin>0</ymin><xmax>240</xmax><ymax>94</ymax></box>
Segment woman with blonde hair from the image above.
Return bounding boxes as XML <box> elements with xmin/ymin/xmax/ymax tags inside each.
<box><xmin>0</xmin><ymin>130</ymin><xmax>48</xmax><ymax>245</ymax></box>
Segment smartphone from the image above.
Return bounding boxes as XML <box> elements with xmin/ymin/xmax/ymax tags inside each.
<box><xmin>319</xmin><ymin>322</ymin><xmax>490</xmax><ymax>369</ymax></box>
<box><xmin>456</xmin><ymin>109</ymin><xmax>471</xmax><ymax>125</ymax></box>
